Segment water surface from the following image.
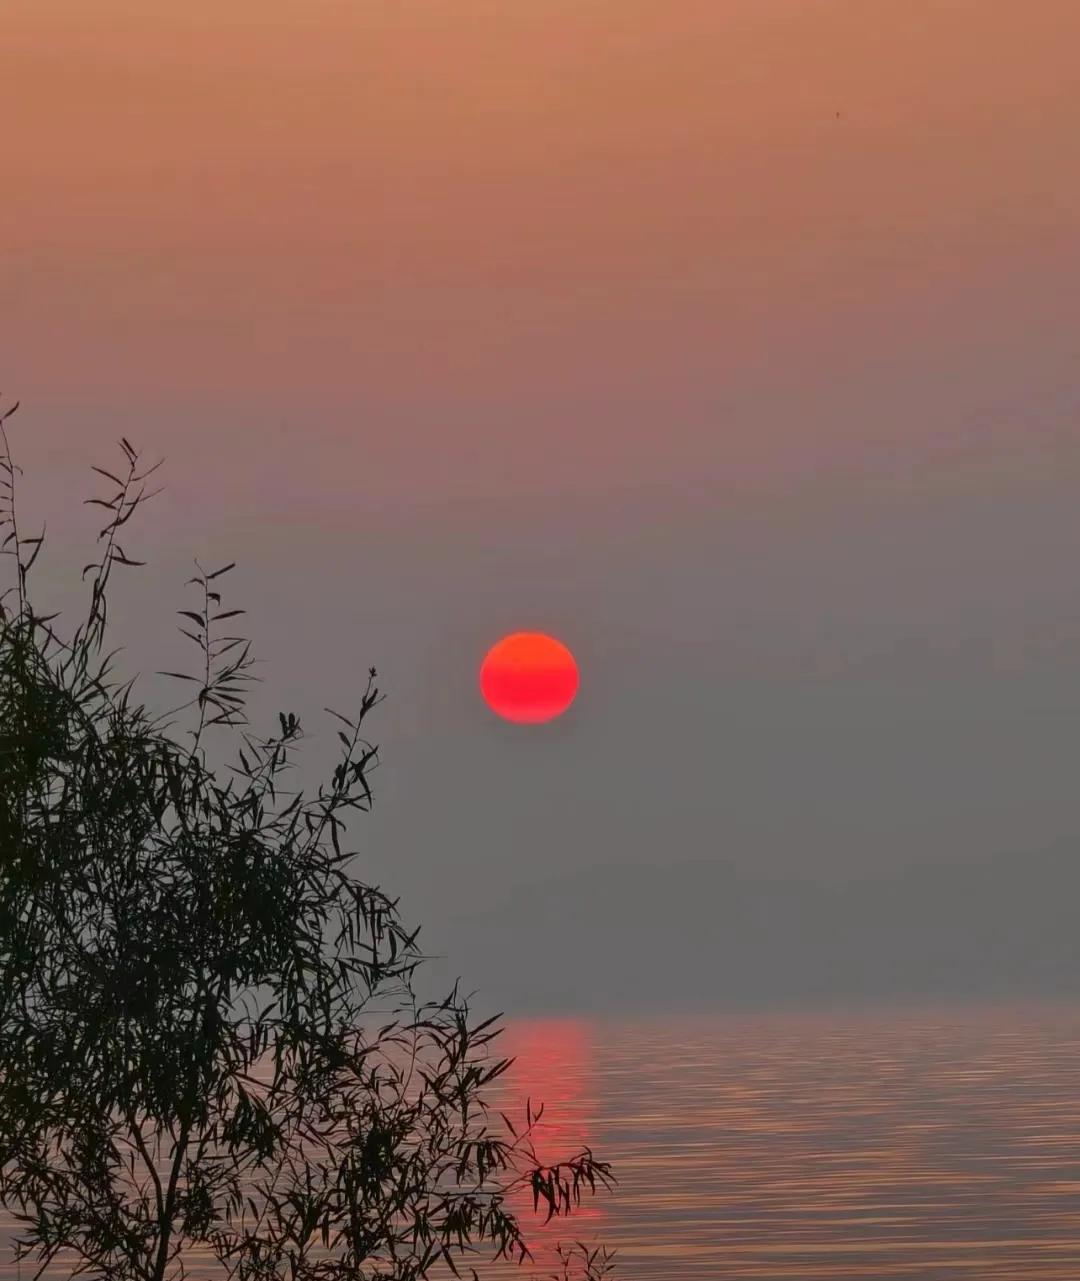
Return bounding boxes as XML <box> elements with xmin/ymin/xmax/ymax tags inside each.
<box><xmin>3</xmin><ymin>1003</ymin><xmax>1078</xmax><ymax>1280</ymax></box>
<box><xmin>486</xmin><ymin>1002</ymin><xmax>1080</xmax><ymax>1279</ymax></box>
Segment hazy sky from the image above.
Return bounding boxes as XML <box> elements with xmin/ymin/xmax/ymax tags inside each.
<box><xmin>4</xmin><ymin>0</ymin><xmax>1080</xmax><ymax>1012</ymax></box>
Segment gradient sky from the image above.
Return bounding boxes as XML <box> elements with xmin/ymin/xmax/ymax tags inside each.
<box><xmin>4</xmin><ymin>0</ymin><xmax>1080</xmax><ymax>1012</ymax></box>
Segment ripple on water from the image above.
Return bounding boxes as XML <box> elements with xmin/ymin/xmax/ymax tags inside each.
<box><xmin>483</xmin><ymin>1002</ymin><xmax>1080</xmax><ymax>1280</ymax></box>
<box><xmin>3</xmin><ymin>1003</ymin><xmax>1079</xmax><ymax>1281</ymax></box>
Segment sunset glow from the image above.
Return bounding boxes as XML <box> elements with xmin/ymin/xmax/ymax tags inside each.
<box><xmin>6</xmin><ymin>1</ymin><xmax>1080</xmax><ymax>1275</ymax></box>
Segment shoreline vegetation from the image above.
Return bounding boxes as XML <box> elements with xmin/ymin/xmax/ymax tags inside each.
<box><xmin>0</xmin><ymin>401</ymin><xmax>615</xmax><ymax>1281</ymax></box>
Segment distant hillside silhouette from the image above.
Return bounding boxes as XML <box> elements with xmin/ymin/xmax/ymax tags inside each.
<box><xmin>443</xmin><ymin>841</ymin><xmax>1080</xmax><ymax>1012</ymax></box>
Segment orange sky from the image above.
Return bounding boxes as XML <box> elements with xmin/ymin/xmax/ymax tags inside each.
<box><xmin>5</xmin><ymin>0</ymin><xmax>1080</xmax><ymax>505</ymax></box>
<box><xmin>4</xmin><ymin>2</ymin><xmax>1080</xmax><ymax>1012</ymax></box>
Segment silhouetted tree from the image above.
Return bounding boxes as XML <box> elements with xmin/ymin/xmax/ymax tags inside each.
<box><xmin>0</xmin><ymin>399</ymin><xmax>613</xmax><ymax>1281</ymax></box>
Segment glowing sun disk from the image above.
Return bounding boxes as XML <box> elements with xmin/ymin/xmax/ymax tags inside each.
<box><xmin>480</xmin><ymin>632</ymin><xmax>579</xmax><ymax>724</ymax></box>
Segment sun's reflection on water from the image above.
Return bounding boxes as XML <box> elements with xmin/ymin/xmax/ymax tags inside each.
<box><xmin>491</xmin><ymin>1017</ymin><xmax>605</xmax><ymax>1274</ymax></box>
<box><xmin>482</xmin><ymin>1002</ymin><xmax>1080</xmax><ymax>1280</ymax></box>
<box><xmin>4</xmin><ymin>1003</ymin><xmax>1080</xmax><ymax>1280</ymax></box>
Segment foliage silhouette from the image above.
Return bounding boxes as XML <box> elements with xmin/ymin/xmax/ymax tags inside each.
<box><xmin>0</xmin><ymin>401</ymin><xmax>614</xmax><ymax>1281</ymax></box>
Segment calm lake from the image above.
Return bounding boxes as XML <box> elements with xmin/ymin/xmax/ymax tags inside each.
<box><xmin>485</xmin><ymin>1002</ymin><xmax>1080</xmax><ymax>1280</ymax></box>
<box><xmin>3</xmin><ymin>1002</ymin><xmax>1079</xmax><ymax>1280</ymax></box>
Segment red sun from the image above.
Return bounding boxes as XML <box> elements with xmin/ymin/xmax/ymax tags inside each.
<box><xmin>480</xmin><ymin>632</ymin><xmax>579</xmax><ymax>724</ymax></box>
